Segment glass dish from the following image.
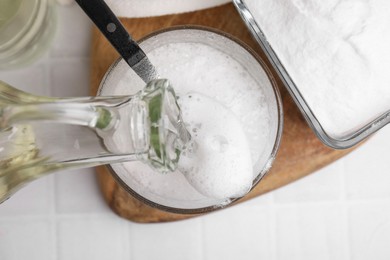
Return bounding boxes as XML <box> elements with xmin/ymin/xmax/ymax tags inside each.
<box><xmin>98</xmin><ymin>26</ymin><xmax>283</xmax><ymax>214</ymax></box>
<box><xmin>233</xmin><ymin>0</ymin><xmax>390</xmax><ymax>149</ymax></box>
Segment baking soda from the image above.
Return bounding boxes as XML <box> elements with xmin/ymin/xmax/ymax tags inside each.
<box><xmin>246</xmin><ymin>0</ymin><xmax>390</xmax><ymax>137</ymax></box>
<box><xmin>101</xmin><ymin>41</ymin><xmax>271</xmax><ymax>203</ymax></box>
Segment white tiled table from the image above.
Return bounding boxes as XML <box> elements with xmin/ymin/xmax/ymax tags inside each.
<box><xmin>1</xmin><ymin>4</ymin><xmax>390</xmax><ymax>260</ymax></box>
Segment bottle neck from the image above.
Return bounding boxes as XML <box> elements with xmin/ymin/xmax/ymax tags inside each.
<box><xmin>0</xmin><ymin>79</ymin><xmax>190</xmax><ymax>169</ymax></box>
<box><xmin>0</xmin><ymin>79</ymin><xmax>191</xmax><ymax>202</ymax></box>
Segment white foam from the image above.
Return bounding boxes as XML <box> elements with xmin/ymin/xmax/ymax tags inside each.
<box><xmin>101</xmin><ymin>41</ymin><xmax>272</xmax><ymax>204</ymax></box>
<box><xmin>178</xmin><ymin>93</ymin><xmax>253</xmax><ymax>199</ymax></box>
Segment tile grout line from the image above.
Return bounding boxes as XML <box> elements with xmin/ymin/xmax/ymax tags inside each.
<box><xmin>1</xmin><ymin>195</ymin><xmax>390</xmax><ymax>222</ymax></box>
<box><xmin>123</xmin><ymin>220</ymin><xmax>131</xmax><ymax>260</ymax></box>
<box><xmin>257</xmin><ymin>196</ymin><xmax>390</xmax><ymax>207</ymax></box>
<box><xmin>0</xmin><ymin>212</ymin><xmax>123</xmax><ymax>221</ymax></box>
<box><xmin>200</xmin><ymin>218</ymin><xmax>206</xmax><ymax>260</ymax></box>
<box><xmin>270</xmin><ymin>192</ymin><xmax>278</xmax><ymax>260</ymax></box>
<box><xmin>340</xmin><ymin>160</ymin><xmax>351</xmax><ymax>260</ymax></box>
<box><xmin>45</xmin><ymin>58</ymin><xmax>59</xmax><ymax>260</ymax></box>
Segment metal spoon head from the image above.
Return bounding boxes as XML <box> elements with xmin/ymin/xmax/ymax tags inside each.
<box><xmin>131</xmin><ymin>56</ymin><xmax>159</xmax><ymax>83</ymax></box>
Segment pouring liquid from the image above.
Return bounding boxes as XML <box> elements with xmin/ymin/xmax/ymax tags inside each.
<box><xmin>0</xmin><ymin>101</ymin><xmax>138</xmax><ymax>201</ymax></box>
<box><xmin>0</xmin><ymin>79</ymin><xmax>188</xmax><ymax>202</ymax></box>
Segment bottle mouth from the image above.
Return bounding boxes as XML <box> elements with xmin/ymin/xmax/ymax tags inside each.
<box><xmin>137</xmin><ymin>79</ymin><xmax>191</xmax><ymax>173</ymax></box>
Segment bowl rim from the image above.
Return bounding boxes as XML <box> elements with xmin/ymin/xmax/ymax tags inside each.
<box><xmin>99</xmin><ymin>25</ymin><xmax>284</xmax><ymax>214</ymax></box>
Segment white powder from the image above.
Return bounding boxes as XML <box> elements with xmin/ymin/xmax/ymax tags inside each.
<box><xmin>245</xmin><ymin>0</ymin><xmax>390</xmax><ymax>137</ymax></box>
<box><xmin>100</xmin><ymin>40</ymin><xmax>274</xmax><ymax>207</ymax></box>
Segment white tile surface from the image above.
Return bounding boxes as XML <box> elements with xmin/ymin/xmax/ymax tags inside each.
<box><xmin>55</xmin><ymin>168</ymin><xmax>109</xmax><ymax>214</ymax></box>
<box><xmin>0</xmin><ymin>64</ymin><xmax>48</xmax><ymax>95</ymax></box>
<box><xmin>0</xmin><ymin>176</ymin><xmax>52</xmax><ymax>216</ymax></box>
<box><xmin>57</xmin><ymin>217</ymin><xmax>125</xmax><ymax>260</ymax></box>
<box><xmin>0</xmin><ymin>219</ymin><xmax>54</xmax><ymax>260</ymax></box>
<box><xmin>349</xmin><ymin>203</ymin><xmax>390</xmax><ymax>260</ymax></box>
<box><xmin>50</xmin><ymin>4</ymin><xmax>92</xmax><ymax>58</ymax></box>
<box><xmin>2</xmin><ymin>3</ymin><xmax>390</xmax><ymax>260</ymax></box>
<box><xmin>344</xmin><ymin>126</ymin><xmax>390</xmax><ymax>200</ymax></box>
<box><xmin>275</xmin><ymin>205</ymin><xmax>346</xmax><ymax>260</ymax></box>
<box><xmin>130</xmin><ymin>219</ymin><xmax>203</xmax><ymax>260</ymax></box>
<box><xmin>202</xmin><ymin>205</ymin><xmax>274</xmax><ymax>260</ymax></box>
<box><xmin>50</xmin><ymin>59</ymin><xmax>90</xmax><ymax>97</ymax></box>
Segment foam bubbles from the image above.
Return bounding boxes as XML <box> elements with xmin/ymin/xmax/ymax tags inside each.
<box><xmin>178</xmin><ymin>93</ymin><xmax>253</xmax><ymax>199</ymax></box>
<box><xmin>103</xmin><ymin>41</ymin><xmax>271</xmax><ymax>203</ymax></box>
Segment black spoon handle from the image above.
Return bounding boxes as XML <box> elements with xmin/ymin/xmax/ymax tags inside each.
<box><xmin>75</xmin><ymin>0</ymin><xmax>157</xmax><ymax>83</ymax></box>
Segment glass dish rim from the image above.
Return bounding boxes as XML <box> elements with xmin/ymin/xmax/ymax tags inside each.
<box><xmin>98</xmin><ymin>25</ymin><xmax>284</xmax><ymax>214</ymax></box>
<box><xmin>233</xmin><ymin>0</ymin><xmax>390</xmax><ymax>149</ymax></box>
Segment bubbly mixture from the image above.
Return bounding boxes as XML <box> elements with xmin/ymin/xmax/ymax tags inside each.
<box><xmin>102</xmin><ymin>41</ymin><xmax>271</xmax><ymax>204</ymax></box>
<box><xmin>178</xmin><ymin>93</ymin><xmax>253</xmax><ymax>199</ymax></box>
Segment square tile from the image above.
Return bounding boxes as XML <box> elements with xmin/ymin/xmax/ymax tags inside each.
<box><xmin>0</xmin><ymin>65</ymin><xmax>48</xmax><ymax>95</ymax></box>
<box><xmin>349</xmin><ymin>203</ymin><xmax>390</xmax><ymax>260</ymax></box>
<box><xmin>275</xmin><ymin>205</ymin><xmax>346</xmax><ymax>260</ymax></box>
<box><xmin>57</xmin><ymin>217</ymin><xmax>125</xmax><ymax>260</ymax></box>
<box><xmin>0</xmin><ymin>219</ymin><xmax>53</xmax><ymax>260</ymax></box>
<box><xmin>0</xmin><ymin>176</ymin><xmax>52</xmax><ymax>216</ymax></box>
<box><xmin>50</xmin><ymin>59</ymin><xmax>90</xmax><ymax>97</ymax></box>
<box><xmin>344</xmin><ymin>126</ymin><xmax>390</xmax><ymax>199</ymax></box>
<box><xmin>51</xmin><ymin>5</ymin><xmax>92</xmax><ymax>58</ymax></box>
<box><xmin>202</xmin><ymin>205</ymin><xmax>273</xmax><ymax>260</ymax></box>
<box><xmin>55</xmin><ymin>168</ymin><xmax>109</xmax><ymax>214</ymax></box>
<box><xmin>273</xmin><ymin>161</ymin><xmax>343</xmax><ymax>204</ymax></box>
<box><xmin>130</xmin><ymin>219</ymin><xmax>202</xmax><ymax>260</ymax></box>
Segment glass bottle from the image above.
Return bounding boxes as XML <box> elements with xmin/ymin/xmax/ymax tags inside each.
<box><xmin>0</xmin><ymin>79</ymin><xmax>190</xmax><ymax>203</ymax></box>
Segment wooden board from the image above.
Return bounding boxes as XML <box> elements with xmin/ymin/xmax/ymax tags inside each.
<box><xmin>90</xmin><ymin>3</ymin><xmax>356</xmax><ymax>223</ymax></box>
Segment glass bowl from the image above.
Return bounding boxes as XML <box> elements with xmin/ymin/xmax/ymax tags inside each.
<box><xmin>98</xmin><ymin>26</ymin><xmax>283</xmax><ymax>214</ymax></box>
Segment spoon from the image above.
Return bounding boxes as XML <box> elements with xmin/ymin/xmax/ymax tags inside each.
<box><xmin>75</xmin><ymin>0</ymin><xmax>191</xmax><ymax>148</ymax></box>
<box><xmin>75</xmin><ymin>0</ymin><xmax>158</xmax><ymax>83</ymax></box>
